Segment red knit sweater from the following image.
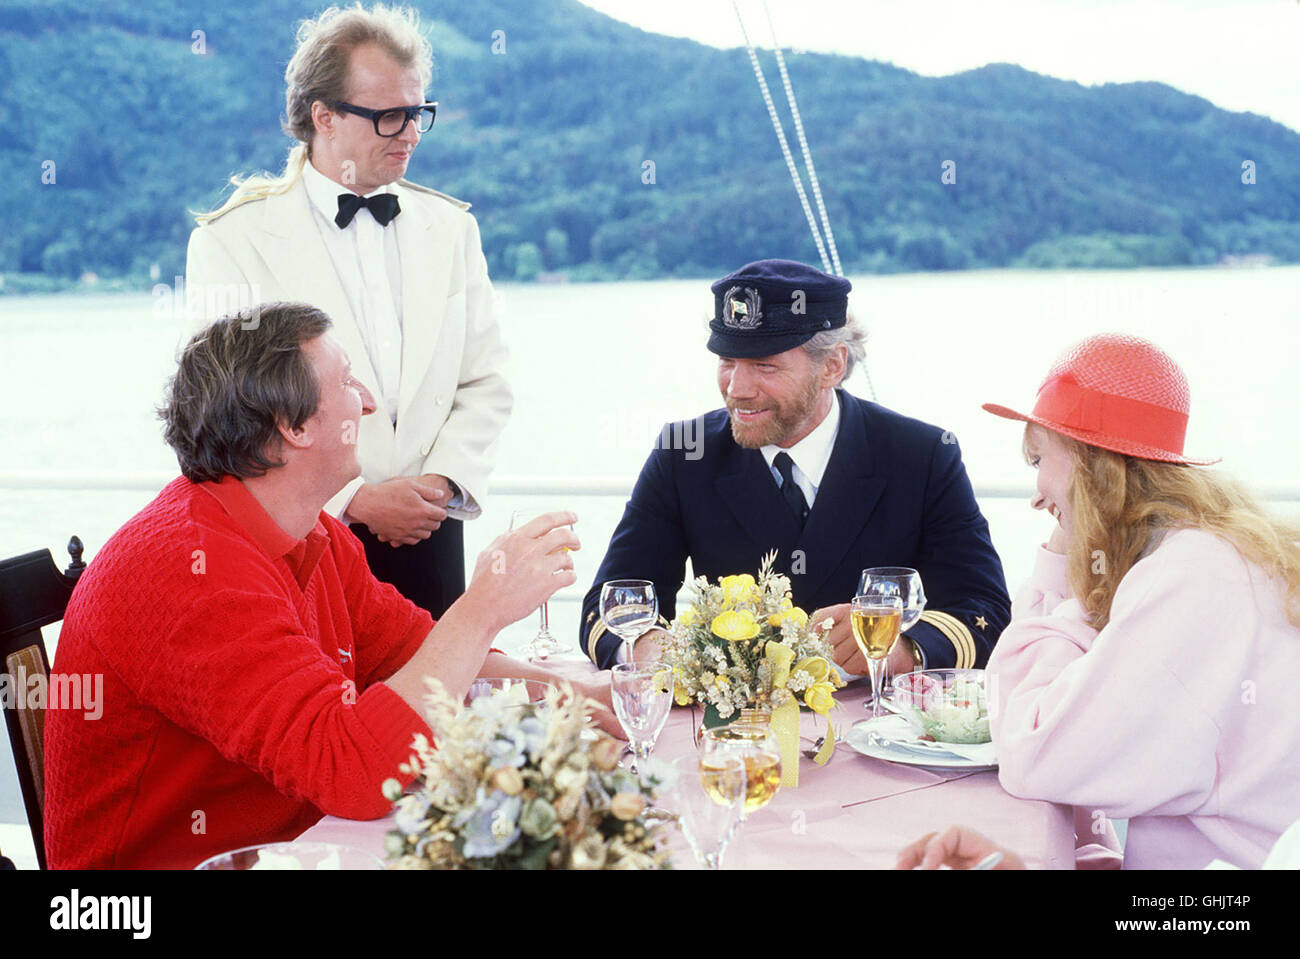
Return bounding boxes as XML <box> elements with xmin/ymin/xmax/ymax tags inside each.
<box><xmin>43</xmin><ymin>476</ymin><xmax>435</xmax><ymax>869</ymax></box>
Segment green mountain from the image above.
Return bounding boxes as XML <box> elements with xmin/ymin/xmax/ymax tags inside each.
<box><xmin>2</xmin><ymin>0</ymin><xmax>1298</xmax><ymax>290</ymax></box>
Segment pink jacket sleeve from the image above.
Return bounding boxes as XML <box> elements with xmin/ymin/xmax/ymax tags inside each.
<box><xmin>988</xmin><ymin>535</ymin><xmax>1226</xmax><ymax>821</ymax></box>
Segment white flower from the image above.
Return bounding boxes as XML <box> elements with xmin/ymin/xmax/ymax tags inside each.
<box><xmin>554</xmin><ymin>764</ymin><xmax>584</xmax><ymax>793</ymax></box>
<box><xmin>787</xmin><ymin>669</ymin><xmax>813</xmax><ymax>693</ymax></box>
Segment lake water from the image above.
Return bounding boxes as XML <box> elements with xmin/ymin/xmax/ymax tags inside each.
<box><xmin>2</xmin><ymin>266</ymin><xmax>1299</xmax><ymax>829</ymax></box>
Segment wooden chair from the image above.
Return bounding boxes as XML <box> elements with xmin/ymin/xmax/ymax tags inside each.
<box><xmin>0</xmin><ymin>537</ymin><xmax>85</xmax><ymax>870</ymax></box>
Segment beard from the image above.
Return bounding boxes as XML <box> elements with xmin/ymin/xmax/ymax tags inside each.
<box><xmin>725</xmin><ymin>376</ymin><xmax>824</xmax><ymax>449</ymax></box>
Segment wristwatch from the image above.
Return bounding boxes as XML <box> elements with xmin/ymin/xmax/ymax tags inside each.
<box><xmin>903</xmin><ymin>636</ymin><xmax>925</xmax><ymax>670</ymax></box>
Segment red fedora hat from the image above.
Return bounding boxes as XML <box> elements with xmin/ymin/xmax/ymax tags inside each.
<box><xmin>983</xmin><ymin>333</ymin><xmax>1219</xmax><ymax>465</ymax></box>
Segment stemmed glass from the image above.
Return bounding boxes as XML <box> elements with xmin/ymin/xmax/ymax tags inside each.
<box><xmin>658</xmin><ymin>755</ymin><xmax>747</xmax><ymax>870</ymax></box>
<box><xmin>600</xmin><ymin>579</ymin><xmax>657</xmax><ymax>662</ymax></box>
<box><xmin>858</xmin><ymin>567</ymin><xmax>926</xmax><ymax>700</ymax></box>
<box><xmin>509</xmin><ymin>509</ymin><xmax>571</xmax><ymax>662</ymax></box>
<box><xmin>610</xmin><ymin>661</ymin><xmax>674</xmax><ymax>773</ymax></box>
<box><xmin>850</xmin><ymin>591</ymin><xmax>903</xmax><ymax>733</ymax></box>
<box><xmin>699</xmin><ymin>723</ymin><xmax>782</xmax><ymax>818</ymax></box>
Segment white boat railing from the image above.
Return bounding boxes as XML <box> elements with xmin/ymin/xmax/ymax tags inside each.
<box><xmin>3</xmin><ymin>470</ymin><xmax>1300</xmax><ymax>503</ymax></box>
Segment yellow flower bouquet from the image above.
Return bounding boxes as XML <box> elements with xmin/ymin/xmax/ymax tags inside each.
<box><xmin>662</xmin><ymin>552</ymin><xmax>845</xmax><ymax>781</ymax></box>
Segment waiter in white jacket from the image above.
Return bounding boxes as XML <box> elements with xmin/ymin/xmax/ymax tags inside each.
<box><xmin>185</xmin><ymin>5</ymin><xmax>510</xmax><ymax>616</ymax></box>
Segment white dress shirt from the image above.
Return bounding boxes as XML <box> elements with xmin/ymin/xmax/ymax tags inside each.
<box><xmin>301</xmin><ymin>161</ymin><xmax>472</xmax><ymax>519</ymax></box>
<box><xmin>760</xmin><ymin>389</ymin><xmax>842</xmax><ymax>509</ymax></box>
<box><xmin>301</xmin><ymin>160</ymin><xmax>404</xmax><ymax>423</ymax></box>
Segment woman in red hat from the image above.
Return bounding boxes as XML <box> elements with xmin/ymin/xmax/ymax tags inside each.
<box><xmin>982</xmin><ymin>333</ymin><xmax>1300</xmax><ymax>869</ymax></box>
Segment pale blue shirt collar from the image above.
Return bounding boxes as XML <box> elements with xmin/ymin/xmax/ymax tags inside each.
<box><xmin>301</xmin><ymin>159</ymin><xmax>394</xmax><ymax>226</ymax></box>
<box><xmin>760</xmin><ymin>389</ymin><xmax>841</xmax><ymax>504</ymax></box>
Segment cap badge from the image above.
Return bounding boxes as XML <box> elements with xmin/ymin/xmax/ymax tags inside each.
<box><xmin>723</xmin><ymin>286</ymin><xmax>763</xmax><ymax>329</ymax></box>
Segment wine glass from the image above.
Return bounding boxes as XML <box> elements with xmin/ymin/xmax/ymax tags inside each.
<box><xmin>463</xmin><ymin>677</ymin><xmax>556</xmax><ymax>707</ymax></box>
<box><xmin>657</xmin><ymin>755</ymin><xmax>746</xmax><ymax>870</ymax></box>
<box><xmin>699</xmin><ymin>722</ymin><xmax>782</xmax><ymax>818</ymax></box>
<box><xmin>610</xmin><ymin>661</ymin><xmax>674</xmax><ymax>773</ymax></box>
<box><xmin>850</xmin><ymin>590</ymin><xmax>903</xmax><ymax>730</ymax></box>
<box><xmin>858</xmin><ymin>567</ymin><xmax>926</xmax><ymax>700</ymax></box>
<box><xmin>600</xmin><ymin>579</ymin><xmax>658</xmax><ymax>662</ymax></box>
<box><xmin>509</xmin><ymin>509</ymin><xmax>571</xmax><ymax>662</ymax></box>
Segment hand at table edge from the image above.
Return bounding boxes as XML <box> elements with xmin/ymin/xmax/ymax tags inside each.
<box><xmin>894</xmin><ymin>825</ymin><xmax>1027</xmax><ymax>870</ymax></box>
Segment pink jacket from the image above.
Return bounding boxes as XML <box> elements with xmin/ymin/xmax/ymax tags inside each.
<box><xmin>987</xmin><ymin>528</ymin><xmax>1300</xmax><ymax>869</ymax></box>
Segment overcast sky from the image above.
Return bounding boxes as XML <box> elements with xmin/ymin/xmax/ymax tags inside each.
<box><xmin>578</xmin><ymin>0</ymin><xmax>1300</xmax><ymax>133</ymax></box>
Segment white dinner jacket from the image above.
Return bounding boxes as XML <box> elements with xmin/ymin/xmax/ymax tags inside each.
<box><xmin>184</xmin><ymin>174</ymin><xmax>512</xmax><ymax>521</ymax></box>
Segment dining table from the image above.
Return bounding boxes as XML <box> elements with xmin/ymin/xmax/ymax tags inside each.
<box><xmin>298</xmin><ymin>651</ymin><xmax>1097</xmax><ymax>869</ymax></box>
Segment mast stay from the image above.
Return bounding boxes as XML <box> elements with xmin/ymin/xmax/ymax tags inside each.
<box><xmin>732</xmin><ymin>0</ymin><xmax>876</xmax><ymax>400</ymax></box>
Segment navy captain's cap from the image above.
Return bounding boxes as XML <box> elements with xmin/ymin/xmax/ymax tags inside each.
<box><xmin>707</xmin><ymin>259</ymin><xmax>852</xmax><ymax>358</ymax></box>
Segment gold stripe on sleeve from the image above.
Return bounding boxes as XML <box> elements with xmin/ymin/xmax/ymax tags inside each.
<box><xmin>917</xmin><ymin>610</ymin><xmax>963</xmax><ymax>666</ymax></box>
<box><xmin>940</xmin><ymin>611</ymin><xmax>977</xmax><ymax>668</ymax></box>
<box><xmin>922</xmin><ymin>610</ymin><xmax>976</xmax><ymax>668</ymax></box>
<box><xmin>585</xmin><ymin>612</ymin><xmax>607</xmax><ymax>664</ymax></box>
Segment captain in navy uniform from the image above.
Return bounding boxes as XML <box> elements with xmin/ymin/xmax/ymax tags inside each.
<box><xmin>578</xmin><ymin>259</ymin><xmax>1011</xmax><ymax>675</ymax></box>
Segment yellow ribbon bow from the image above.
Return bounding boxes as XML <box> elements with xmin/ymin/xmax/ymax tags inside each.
<box><xmin>793</xmin><ymin>655</ymin><xmax>836</xmax><ymax>768</ymax></box>
<box><xmin>762</xmin><ymin>643</ymin><xmax>837</xmax><ymax>787</ymax></box>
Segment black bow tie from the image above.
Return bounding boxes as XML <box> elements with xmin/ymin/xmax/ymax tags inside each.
<box><xmin>335</xmin><ymin>192</ymin><xmax>401</xmax><ymax>228</ymax></box>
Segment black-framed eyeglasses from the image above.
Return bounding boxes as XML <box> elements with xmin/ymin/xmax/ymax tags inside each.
<box><xmin>331</xmin><ymin>100</ymin><xmax>437</xmax><ymax>137</ymax></box>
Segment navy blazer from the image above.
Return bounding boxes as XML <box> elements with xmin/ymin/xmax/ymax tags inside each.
<box><xmin>579</xmin><ymin>389</ymin><xmax>1011</xmax><ymax>670</ymax></box>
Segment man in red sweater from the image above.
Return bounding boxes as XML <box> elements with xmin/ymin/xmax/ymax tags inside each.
<box><xmin>43</xmin><ymin>302</ymin><xmax>616</xmax><ymax>869</ymax></box>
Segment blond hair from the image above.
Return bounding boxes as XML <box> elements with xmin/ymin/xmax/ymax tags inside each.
<box><xmin>1040</xmin><ymin>428</ymin><xmax>1300</xmax><ymax>630</ymax></box>
<box><xmin>195</xmin><ymin>3</ymin><xmax>432</xmax><ymax>225</ymax></box>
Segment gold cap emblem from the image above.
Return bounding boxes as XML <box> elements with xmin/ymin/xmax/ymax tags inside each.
<box><xmin>723</xmin><ymin>286</ymin><xmax>763</xmax><ymax>329</ymax></box>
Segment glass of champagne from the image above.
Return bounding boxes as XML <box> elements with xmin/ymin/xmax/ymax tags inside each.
<box><xmin>851</xmin><ymin>591</ymin><xmax>903</xmax><ymax>729</ymax></box>
<box><xmin>600</xmin><ymin>579</ymin><xmax>657</xmax><ymax>662</ymax></box>
<box><xmin>658</xmin><ymin>755</ymin><xmax>747</xmax><ymax>870</ymax></box>
<box><xmin>509</xmin><ymin>509</ymin><xmax>572</xmax><ymax>662</ymax></box>
<box><xmin>858</xmin><ymin>567</ymin><xmax>926</xmax><ymax>700</ymax></box>
<box><xmin>610</xmin><ymin>661</ymin><xmax>674</xmax><ymax>773</ymax></box>
<box><xmin>699</xmin><ymin>723</ymin><xmax>782</xmax><ymax>817</ymax></box>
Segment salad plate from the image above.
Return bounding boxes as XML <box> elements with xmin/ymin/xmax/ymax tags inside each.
<box><xmin>844</xmin><ymin>715</ymin><xmax>998</xmax><ymax>771</ymax></box>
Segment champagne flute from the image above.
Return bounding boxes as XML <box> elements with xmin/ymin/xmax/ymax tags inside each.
<box><xmin>851</xmin><ymin>591</ymin><xmax>903</xmax><ymax>732</ymax></box>
<box><xmin>610</xmin><ymin>661</ymin><xmax>673</xmax><ymax>773</ymax></box>
<box><xmin>858</xmin><ymin>567</ymin><xmax>926</xmax><ymax>700</ymax></box>
<box><xmin>509</xmin><ymin>509</ymin><xmax>571</xmax><ymax>662</ymax></box>
<box><xmin>600</xmin><ymin>579</ymin><xmax>657</xmax><ymax>662</ymax></box>
<box><xmin>699</xmin><ymin>723</ymin><xmax>782</xmax><ymax>817</ymax></box>
<box><xmin>658</xmin><ymin>755</ymin><xmax>746</xmax><ymax>870</ymax></box>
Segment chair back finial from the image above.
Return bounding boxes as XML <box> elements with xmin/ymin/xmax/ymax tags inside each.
<box><xmin>66</xmin><ymin>536</ymin><xmax>86</xmax><ymax>578</ymax></box>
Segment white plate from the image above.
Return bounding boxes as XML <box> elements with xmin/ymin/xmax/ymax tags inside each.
<box><xmin>844</xmin><ymin>715</ymin><xmax>998</xmax><ymax>771</ymax></box>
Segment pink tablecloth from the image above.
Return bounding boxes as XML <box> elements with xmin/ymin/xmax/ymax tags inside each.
<box><xmin>299</xmin><ymin>664</ymin><xmax>1081</xmax><ymax>869</ymax></box>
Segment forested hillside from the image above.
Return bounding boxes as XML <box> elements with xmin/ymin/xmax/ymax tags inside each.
<box><xmin>2</xmin><ymin>0</ymin><xmax>1297</xmax><ymax>291</ymax></box>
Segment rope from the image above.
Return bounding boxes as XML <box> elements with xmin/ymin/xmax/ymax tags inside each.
<box><xmin>732</xmin><ymin>0</ymin><xmax>831</xmax><ymax>273</ymax></box>
<box><xmin>731</xmin><ymin>1</ymin><xmax>877</xmax><ymax>401</ymax></box>
<box><xmin>763</xmin><ymin>1</ymin><xmax>841</xmax><ymax>276</ymax></box>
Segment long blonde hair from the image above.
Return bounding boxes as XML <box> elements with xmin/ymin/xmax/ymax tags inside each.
<box><xmin>1045</xmin><ymin>429</ymin><xmax>1300</xmax><ymax>630</ymax></box>
<box><xmin>195</xmin><ymin>4</ymin><xmax>432</xmax><ymax>225</ymax></box>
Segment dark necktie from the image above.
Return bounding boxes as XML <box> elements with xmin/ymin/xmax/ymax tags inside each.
<box><xmin>335</xmin><ymin>192</ymin><xmax>401</xmax><ymax>228</ymax></box>
<box><xmin>773</xmin><ymin>452</ymin><xmax>810</xmax><ymax>527</ymax></box>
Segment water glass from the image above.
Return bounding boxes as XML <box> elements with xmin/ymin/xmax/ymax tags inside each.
<box><xmin>610</xmin><ymin>661</ymin><xmax>673</xmax><ymax>772</ymax></box>
<box><xmin>600</xmin><ymin>579</ymin><xmax>658</xmax><ymax>661</ymax></box>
